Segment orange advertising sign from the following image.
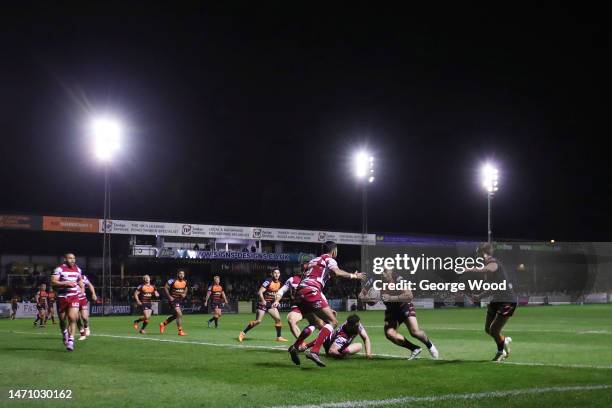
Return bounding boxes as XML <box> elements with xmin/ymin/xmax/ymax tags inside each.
<box><xmin>42</xmin><ymin>216</ymin><xmax>99</xmax><ymax>233</ymax></box>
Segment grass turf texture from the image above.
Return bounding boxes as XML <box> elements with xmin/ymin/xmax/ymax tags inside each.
<box><xmin>1</xmin><ymin>305</ymin><xmax>611</xmax><ymax>407</ymax></box>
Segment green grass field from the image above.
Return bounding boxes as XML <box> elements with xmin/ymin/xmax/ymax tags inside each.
<box><xmin>2</xmin><ymin>305</ymin><xmax>612</xmax><ymax>407</ymax></box>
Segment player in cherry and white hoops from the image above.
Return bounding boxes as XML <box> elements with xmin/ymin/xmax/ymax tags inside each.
<box><xmin>77</xmin><ymin>275</ymin><xmax>97</xmax><ymax>340</ymax></box>
<box><xmin>51</xmin><ymin>253</ymin><xmax>83</xmax><ymax>351</ymax></box>
<box><xmin>288</xmin><ymin>241</ymin><xmax>364</xmax><ymax>367</ymax></box>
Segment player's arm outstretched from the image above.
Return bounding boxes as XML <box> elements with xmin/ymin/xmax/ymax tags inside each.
<box><xmin>382</xmin><ymin>288</ymin><xmax>413</xmax><ymax>303</ymax></box>
<box><xmin>464</xmin><ymin>262</ymin><xmax>497</xmax><ymax>274</ymax></box>
<box><xmin>359</xmin><ymin>328</ymin><xmax>373</xmax><ymax>359</ymax></box>
<box><xmin>330</xmin><ymin>266</ymin><xmax>364</xmax><ymax>281</ymax></box>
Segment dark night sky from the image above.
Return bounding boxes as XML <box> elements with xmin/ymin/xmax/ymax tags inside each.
<box><xmin>1</xmin><ymin>3</ymin><xmax>610</xmax><ymax>241</ymax></box>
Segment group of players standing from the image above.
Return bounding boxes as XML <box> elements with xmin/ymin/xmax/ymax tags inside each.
<box><xmin>45</xmin><ymin>240</ymin><xmax>515</xmax><ymax>364</ymax></box>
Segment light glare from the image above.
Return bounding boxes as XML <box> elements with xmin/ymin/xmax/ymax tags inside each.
<box><xmin>91</xmin><ymin>117</ymin><xmax>121</xmax><ymax>162</ymax></box>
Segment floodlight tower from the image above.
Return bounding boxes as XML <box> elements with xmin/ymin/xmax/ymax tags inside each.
<box><xmin>353</xmin><ymin>151</ymin><xmax>375</xmax><ymax>240</ymax></box>
<box><xmin>481</xmin><ymin>164</ymin><xmax>499</xmax><ymax>244</ymax></box>
<box><xmin>91</xmin><ymin>116</ymin><xmax>122</xmax><ymax>310</ymax></box>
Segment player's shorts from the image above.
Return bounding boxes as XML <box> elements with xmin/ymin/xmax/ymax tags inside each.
<box><xmin>487</xmin><ymin>302</ymin><xmax>517</xmax><ymax>317</ymax></box>
<box><xmin>257</xmin><ymin>301</ymin><xmax>278</xmax><ymax>312</ymax></box>
<box><xmin>296</xmin><ymin>286</ymin><xmax>329</xmax><ymax>313</ymax></box>
<box><xmin>12</xmin><ymin>305</ymin><xmax>18</xmax><ymax>312</ymax></box>
<box><xmin>169</xmin><ymin>299</ymin><xmax>183</xmax><ymax>310</ymax></box>
<box><xmin>140</xmin><ymin>302</ymin><xmax>153</xmax><ymax>311</ymax></box>
<box><xmin>36</xmin><ymin>304</ymin><xmax>46</xmax><ymax>311</ymax></box>
<box><xmin>58</xmin><ymin>296</ymin><xmax>81</xmax><ymax>313</ymax></box>
<box><xmin>47</xmin><ymin>303</ymin><xmax>55</xmax><ymax>312</ymax></box>
<box><xmin>79</xmin><ymin>297</ymin><xmax>89</xmax><ymax>310</ymax></box>
<box><xmin>384</xmin><ymin>302</ymin><xmax>416</xmax><ymax>325</ymax></box>
<box><xmin>209</xmin><ymin>302</ymin><xmax>224</xmax><ymax>312</ymax></box>
<box><xmin>289</xmin><ymin>304</ymin><xmax>302</xmax><ymax>314</ymax></box>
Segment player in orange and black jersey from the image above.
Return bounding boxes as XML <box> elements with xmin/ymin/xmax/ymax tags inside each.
<box><xmin>133</xmin><ymin>275</ymin><xmax>159</xmax><ymax>334</ymax></box>
<box><xmin>160</xmin><ymin>270</ymin><xmax>188</xmax><ymax>336</ymax></box>
<box><xmin>33</xmin><ymin>283</ymin><xmax>49</xmax><ymax>327</ymax></box>
<box><xmin>204</xmin><ymin>275</ymin><xmax>228</xmax><ymax>328</ymax></box>
<box><xmin>239</xmin><ymin>268</ymin><xmax>287</xmax><ymax>342</ymax></box>
<box><xmin>10</xmin><ymin>296</ymin><xmax>18</xmax><ymax>320</ymax></box>
<box><xmin>46</xmin><ymin>288</ymin><xmax>56</xmax><ymax>324</ymax></box>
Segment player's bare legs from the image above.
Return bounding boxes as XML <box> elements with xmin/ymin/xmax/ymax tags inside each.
<box><xmin>66</xmin><ymin>306</ymin><xmax>79</xmax><ymax>350</ymax></box>
<box><xmin>239</xmin><ymin>310</ymin><xmax>265</xmax><ymax>341</ymax></box>
<box><xmin>384</xmin><ymin>321</ymin><xmax>421</xmax><ymax>359</ymax></box>
<box><xmin>488</xmin><ymin>314</ymin><xmax>511</xmax><ymax>361</ymax></box>
<box><xmin>267</xmin><ymin>307</ymin><xmax>287</xmax><ymax>341</ymax></box>
<box><xmin>287</xmin><ymin>311</ymin><xmax>303</xmax><ymax>338</ymax></box>
<box><xmin>405</xmin><ymin>316</ymin><xmax>438</xmax><ymax>358</ymax></box>
<box><xmin>327</xmin><ymin>342</ymin><xmax>362</xmax><ymax>358</ymax></box>
<box><xmin>174</xmin><ymin>306</ymin><xmax>184</xmax><ymax>332</ymax></box>
<box><xmin>302</xmin><ymin>307</ymin><xmax>338</xmax><ymax>366</ymax></box>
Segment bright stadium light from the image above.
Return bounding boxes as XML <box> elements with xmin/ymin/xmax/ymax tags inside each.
<box><xmin>481</xmin><ymin>164</ymin><xmax>499</xmax><ymax>193</ymax></box>
<box><xmin>89</xmin><ymin>114</ymin><xmax>123</xmax><ymax>312</ymax></box>
<box><xmin>481</xmin><ymin>163</ymin><xmax>500</xmax><ymax>244</ymax></box>
<box><xmin>91</xmin><ymin>116</ymin><xmax>122</xmax><ymax>161</ymax></box>
<box><xmin>352</xmin><ymin>150</ymin><xmax>375</xmax><ymax>249</ymax></box>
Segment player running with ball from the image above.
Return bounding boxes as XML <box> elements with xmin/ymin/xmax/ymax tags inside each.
<box><xmin>463</xmin><ymin>243</ymin><xmax>517</xmax><ymax>362</ymax></box>
<box><xmin>288</xmin><ymin>241</ymin><xmax>364</xmax><ymax>367</ymax></box>
<box><xmin>360</xmin><ymin>268</ymin><xmax>439</xmax><ymax>360</ymax></box>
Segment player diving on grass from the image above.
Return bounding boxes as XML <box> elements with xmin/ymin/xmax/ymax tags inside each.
<box><xmin>359</xmin><ymin>267</ymin><xmax>439</xmax><ymax>360</ymax></box>
<box><xmin>133</xmin><ymin>275</ymin><xmax>159</xmax><ymax>334</ymax></box>
<box><xmin>462</xmin><ymin>242</ymin><xmax>516</xmax><ymax>362</ymax></box>
<box><xmin>205</xmin><ymin>275</ymin><xmax>228</xmax><ymax>328</ymax></box>
<box><xmin>302</xmin><ymin>314</ymin><xmax>372</xmax><ymax>359</ymax></box>
<box><xmin>239</xmin><ymin>268</ymin><xmax>288</xmax><ymax>342</ymax></box>
<box><xmin>288</xmin><ymin>241</ymin><xmax>365</xmax><ymax>367</ymax></box>
<box><xmin>160</xmin><ymin>270</ymin><xmax>188</xmax><ymax>336</ymax></box>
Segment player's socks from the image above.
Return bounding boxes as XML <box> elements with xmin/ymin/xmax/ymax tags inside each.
<box><xmin>503</xmin><ymin>337</ymin><xmax>512</xmax><ymax>356</ymax></box>
<box><xmin>293</xmin><ymin>325</ymin><xmax>315</xmax><ymax>348</ymax></box>
<box><xmin>496</xmin><ymin>335</ymin><xmax>506</xmax><ymax>353</ymax></box>
<box><xmin>424</xmin><ymin>339</ymin><xmax>433</xmax><ymax>349</ymax></box>
<box><xmin>400</xmin><ymin>337</ymin><xmax>419</xmax><ymax>351</ymax></box>
<box><xmin>275</xmin><ymin>323</ymin><xmax>282</xmax><ymax>338</ymax></box>
<box><xmin>141</xmin><ymin>319</ymin><xmax>149</xmax><ymax>330</ymax></box>
<box><xmin>214</xmin><ymin>317</ymin><xmax>219</xmax><ymax>328</ymax></box>
<box><xmin>309</xmin><ymin>324</ymin><xmax>333</xmax><ymax>354</ymax></box>
<box><xmin>242</xmin><ymin>321</ymin><xmax>257</xmax><ymax>334</ymax></box>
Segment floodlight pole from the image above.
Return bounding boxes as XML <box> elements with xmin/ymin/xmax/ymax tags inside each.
<box><xmin>487</xmin><ymin>191</ymin><xmax>492</xmax><ymax>244</ymax></box>
<box><xmin>102</xmin><ymin>163</ymin><xmax>111</xmax><ymax>314</ymax></box>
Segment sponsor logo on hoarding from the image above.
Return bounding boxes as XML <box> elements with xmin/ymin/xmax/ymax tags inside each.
<box><xmin>182</xmin><ymin>224</ymin><xmax>192</xmax><ymax>235</ymax></box>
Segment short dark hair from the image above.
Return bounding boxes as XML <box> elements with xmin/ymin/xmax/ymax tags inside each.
<box><xmin>477</xmin><ymin>243</ymin><xmax>493</xmax><ymax>257</ymax></box>
<box><xmin>347</xmin><ymin>314</ymin><xmax>360</xmax><ymax>325</ymax></box>
<box><xmin>322</xmin><ymin>241</ymin><xmax>337</xmax><ymax>254</ymax></box>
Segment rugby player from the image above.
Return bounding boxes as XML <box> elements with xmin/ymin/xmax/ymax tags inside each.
<box><xmin>464</xmin><ymin>243</ymin><xmax>516</xmax><ymax>362</ymax></box>
<box><xmin>33</xmin><ymin>283</ymin><xmax>48</xmax><ymax>327</ymax></box>
<box><xmin>77</xmin><ymin>274</ymin><xmax>97</xmax><ymax>340</ymax></box>
<box><xmin>133</xmin><ymin>275</ymin><xmax>159</xmax><ymax>334</ymax></box>
<box><xmin>360</xmin><ymin>268</ymin><xmax>439</xmax><ymax>360</ymax></box>
<box><xmin>46</xmin><ymin>288</ymin><xmax>56</xmax><ymax>324</ymax></box>
<box><xmin>239</xmin><ymin>268</ymin><xmax>288</xmax><ymax>342</ymax></box>
<box><xmin>160</xmin><ymin>270</ymin><xmax>188</xmax><ymax>336</ymax></box>
<box><xmin>204</xmin><ymin>275</ymin><xmax>228</xmax><ymax>328</ymax></box>
<box><xmin>289</xmin><ymin>241</ymin><xmax>364</xmax><ymax>367</ymax></box>
<box><xmin>303</xmin><ymin>314</ymin><xmax>372</xmax><ymax>359</ymax></box>
<box><xmin>10</xmin><ymin>296</ymin><xmax>18</xmax><ymax>320</ymax></box>
<box><xmin>51</xmin><ymin>253</ymin><xmax>83</xmax><ymax>351</ymax></box>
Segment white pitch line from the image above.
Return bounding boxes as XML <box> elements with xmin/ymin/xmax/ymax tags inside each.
<box><xmin>4</xmin><ymin>330</ymin><xmax>612</xmax><ymax>370</ymax></box>
<box><xmin>265</xmin><ymin>384</ymin><xmax>612</xmax><ymax>408</ymax></box>
<box><xmin>272</xmin><ymin>384</ymin><xmax>612</xmax><ymax>408</ymax></box>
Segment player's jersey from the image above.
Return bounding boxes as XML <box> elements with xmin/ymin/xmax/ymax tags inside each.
<box><xmin>298</xmin><ymin>254</ymin><xmax>338</xmax><ymax>291</ymax></box>
<box><xmin>137</xmin><ymin>284</ymin><xmax>157</xmax><ymax>302</ymax></box>
<box><xmin>78</xmin><ymin>275</ymin><xmax>91</xmax><ymax>300</ymax></box>
<box><xmin>261</xmin><ymin>279</ymin><xmax>282</xmax><ymax>302</ymax></box>
<box><xmin>332</xmin><ymin>321</ymin><xmax>365</xmax><ymax>346</ymax></box>
<box><xmin>167</xmin><ymin>279</ymin><xmax>188</xmax><ymax>298</ymax></box>
<box><xmin>208</xmin><ymin>284</ymin><xmax>224</xmax><ymax>304</ymax></box>
<box><xmin>52</xmin><ymin>264</ymin><xmax>82</xmax><ymax>298</ymax></box>
<box><xmin>280</xmin><ymin>275</ymin><xmax>302</xmax><ymax>300</ymax></box>
<box><xmin>36</xmin><ymin>290</ymin><xmax>48</xmax><ymax>306</ymax></box>
<box><xmin>486</xmin><ymin>257</ymin><xmax>517</xmax><ymax>303</ymax></box>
